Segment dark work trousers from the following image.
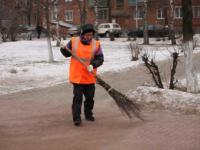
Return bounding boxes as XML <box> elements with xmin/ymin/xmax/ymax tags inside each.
<box><xmin>72</xmin><ymin>83</ymin><xmax>95</xmax><ymax>121</ymax></box>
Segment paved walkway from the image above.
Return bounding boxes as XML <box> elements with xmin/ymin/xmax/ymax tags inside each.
<box><xmin>1</xmin><ymin>53</ymin><xmax>200</xmax><ymax>150</ymax></box>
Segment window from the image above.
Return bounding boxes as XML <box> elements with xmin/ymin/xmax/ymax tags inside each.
<box><xmin>128</xmin><ymin>0</ymin><xmax>136</xmax><ymax>6</ymax></box>
<box><xmin>88</xmin><ymin>0</ymin><xmax>108</xmax><ymax>7</ymax></box>
<box><xmin>88</xmin><ymin>0</ymin><xmax>94</xmax><ymax>7</ymax></box>
<box><xmin>193</xmin><ymin>6</ymin><xmax>200</xmax><ymax>18</ymax></box>
<box><xmin>135</xmin><ymin>6</ymin><xmax>144</xmax><ymax>19</ymax></box>
<box><xmin>157</xmin><ymin>8</ymin><xmax>164</xmax><ymax>19</ymax></box>
<box><xmin>174</xmin><ymin>7</ymin><xmax>182</xmax><ymax>18</ymax></box>
<box><xmin>65</xmin><ymin>10</ymin><xmax>73</xmax><ymax>21</ymax></box>
<box><xmin>98</xmin><ymin>24</ymin><xmax>104</xmax><ymax>28</ymax></box>
<box><xmin>15</xmin><ymin>0</ymin><xmax>28</xmax><ymax>7</ymax></box>
<box><xmin>97</xmin><ymin>8</ymin><xmax>108</xmax><ymax>19</ymax></box>
<box><xmin>116</xmin><ymin>0</ymin><xmax>124</xmax><ymax>8</ymax></box>
<box><xmin>98</xmin><ymin>0</ymin><xmax>108</xmax><ymax>7</ymax></box>
<box><xmin>104</xmin><ymin>24</ymin><xmax>110</xmax><ymax>28</ymax></box>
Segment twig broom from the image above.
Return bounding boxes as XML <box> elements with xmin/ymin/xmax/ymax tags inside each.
<box><xmin>56</xmin><ymin>36</ymin><xmax>143</xmax><ymax>120</ymax></box>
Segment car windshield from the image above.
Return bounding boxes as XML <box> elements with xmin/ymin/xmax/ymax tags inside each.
<box><xmin>104</xmin><ymin>25</ymin><xmax>110</xmax><ymax>28</ymax></box>
<box><xmin>98</xmin><ymin>25</ymin><xmax>103</xmax><ymax>28</ymax></box>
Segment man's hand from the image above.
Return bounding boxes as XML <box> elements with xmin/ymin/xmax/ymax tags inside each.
<box><xmin>60</xmin><ymin>41</ymin><xmax>66</xmax><ymax>49</ymax></box>
<box><xmin>87</xmin><ymin>65</ymin><xmax>94</xmax><ymax>73</ymax></box>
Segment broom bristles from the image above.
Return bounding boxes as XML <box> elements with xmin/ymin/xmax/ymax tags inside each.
<box><xmin>109</xmin><ymin>89</ymin><xmax>143</xmax><ymax>120</ymax></box>
<box><xmin>96</xmin><ymin>75</ymin><xmax>143</xmax><ymax>120</ymax></box>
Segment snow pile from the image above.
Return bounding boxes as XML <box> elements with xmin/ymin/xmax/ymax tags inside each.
<box><xmin>128</xmin><ymin>86</ymin><xmax>200</xmax><ymax>114</ymax></box>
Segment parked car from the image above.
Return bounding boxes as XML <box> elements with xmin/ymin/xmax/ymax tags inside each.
<box><xmin>18</xmin><ymin>25</ymin><xmax>38</xmax><ymax>39</ymax></box>
<box><xmin>128</xmin><ymin>24</ymin><xmax>169</xmax><ymax>37</ymax></box>
<box><xmin>97</xmin><ymin>23</ymin><xmax>122</xmax><ymax>37</ymax></box>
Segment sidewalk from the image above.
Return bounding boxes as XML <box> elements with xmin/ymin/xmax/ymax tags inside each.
<box><xmin>0</xmin><ymin>53</ymin><xmax>200</xmax><ymax>150</ymax></box>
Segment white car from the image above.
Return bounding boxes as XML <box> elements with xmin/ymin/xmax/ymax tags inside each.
<box><xmin>97</xmin><ymin>23</ymin><xmax>122</xmax><ymax>37</ymax></box>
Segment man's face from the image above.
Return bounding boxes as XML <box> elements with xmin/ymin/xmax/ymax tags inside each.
<box><xmin>83</xmin><ymin>32</ymin><xmax>94</xmax><ymax>41</ymax></box>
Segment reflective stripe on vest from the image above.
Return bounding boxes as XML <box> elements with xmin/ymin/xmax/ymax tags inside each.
<box><xmin>73</xmin><ymin>37</ymin><xmax>97</xmax><ymax>62</ymax></box>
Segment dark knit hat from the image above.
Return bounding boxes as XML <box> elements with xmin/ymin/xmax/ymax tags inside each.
<box><xmin>81</xmin><ymin>24</ymin><xmax>95</xmax><ymax>35</ymax></box>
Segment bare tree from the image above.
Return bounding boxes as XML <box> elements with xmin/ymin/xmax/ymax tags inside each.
<box><xmin>27</xmin><ymin>0</ymin><xmax>33</xmax><ymax>26</ymax></box>
<box><xmin>169</xmin><ymin>0</ymin><xmax>176</xmax><ymax>45</ymax></box>
<box><xmin>0</xmin><ymin>6</ymin><xmax>19</xmax><ymax>42</ymax></box>
<box><xmin>142</xmin><ymin>50</ymin><xmax>180</xmax><ymax>90</ymax></box>
<box><xmin>129</xmin><ymin>42</ymin><xmax>141</xmax><ymax>61</ymax></box>
<box><xmin>182</xmin><ymin>0</ymin><xmax>198</xmax><ymax>93</ymax></box>
<box><xmin>40</xmin><ymin>0</ymin><xmax>58</xmax><ymax>63</ymax></box>
<box><xmin>143</xmin><ymin>0</ymin><xmax>149</xmax><ymax>45</ymax></box>
<box><xmin>35</xmin><ymin>0</ymin><xmax>41</xmax><ymax>26</ymax></box>
<box><xmin>108</xmin><ymin>0</ymin><xmax>111</xmax><ymax>22</ymax></box>
<box><xmin>142</xmin><ymin>54</ymin><xmax>164</xmax><ymax>88</ymax></box>
<box><xmin>34</xmin><ymin>0</ymin><xmax>43</xmax><ymax>39</ymax></box>
<box><xmin>169</xmin><ymin>52</ymin><xmax>179</xmax><ymax>89</ymax></box>
<box><xmin>52</xmin><ymin>1</ymin><xmax>61</xmax><ymax>46</ymax></box>
<box><xmin>77</xmin><ymin>0</ymin><xmax>87</xmax><ymax>25</ymax></box>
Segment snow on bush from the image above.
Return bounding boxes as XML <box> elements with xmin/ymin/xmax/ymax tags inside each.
<box><xmin>128</xmin><ymin>86</ymin><xmax>200</xmax><ymax>114</ymax></box>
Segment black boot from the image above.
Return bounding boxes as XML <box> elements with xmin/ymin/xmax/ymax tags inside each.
<box><xmin>85</xmin><ymin>115</ymin><xmax>95</xmax><ymax>121</ymax></box>
<box><xmin>74</xmin><ymin>117</ymin><xmax>82</xmax><ymax>126</ymax></box>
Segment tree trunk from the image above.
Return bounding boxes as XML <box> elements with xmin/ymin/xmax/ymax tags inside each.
<box><xmin>169</xmin><ymin>0</ymin><xmax>176</xmax><ymax>45</ymax></box>
<box><xmin>55</xmin><ymin>5</ymin><xmax>60</xmax><ymax>47</ymax></box>
<box><xmin>0</xmin><ymin>33</ymin><xmax>2</xmax><ymax>43</ymax></box>
<box><xmin>36</xmin><ymin>0</ymin><xmax>41</xmax><ymax>26</ymax></box>
<box><xmin>108</xmin><ymin>0</ymin><xmax>112</xmax><ymax>22</ymax></box>
<box><xmin>27</xmin><ymin>0</ymin><xmax>33</xmax><ymax>26</ymax></box>
<box><xmin>169</xmin><ymin>52</ymin><xmax>178</xmax><ymax>89</ymax></box>
<box><xmin>143</xmin><ymin>0</ymin><xmax>149</xmax><ymax>45</ymax></box>
<box><xmin>56</xmin><ymin>20</ymin><xmax>60</xmax><ymax>46</ymax></box>
<box><xmin>45</xmin><ymin>0</ymin><xmax>54</xmax><ymax>63</ymax></box>
<box><xmin>182</xmin><ymin>0</ymin><xmax>198</xmax><ymax>93</ymax></box>
<box><xmin>183</xmin><ymin>41</ymin><xmax>198</xmax><ymax>92</ymax></box>
<box><xmin>78</xmin><ymin>0</ymin><xmax>87</xmax><ymax>26</ymax></box>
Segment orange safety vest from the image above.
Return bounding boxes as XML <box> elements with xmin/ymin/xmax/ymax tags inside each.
<box><xmin>69</xmin><ymin>37</ymin><xmax>100</xmax><ymax>84</ymax></box>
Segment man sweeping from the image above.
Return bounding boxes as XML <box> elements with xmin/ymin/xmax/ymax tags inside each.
<box><xmin>60</xmin><ymin>24</ymin><xmax>104</xmax><ymax>126</ymax></box>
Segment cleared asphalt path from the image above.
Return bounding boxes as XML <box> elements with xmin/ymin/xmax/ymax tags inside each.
<box><xmin>1</xmin><ymin>53</ymin><xmax>200</xmax><ymax>150</ymax></box>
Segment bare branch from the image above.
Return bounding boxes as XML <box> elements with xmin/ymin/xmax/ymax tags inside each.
<box><xmin>169</xmin><ymin>52</ymin><xmax>179</xmax><ymax>89</ymax></box>
<box><xmin>142</xmin><ymin>54</ymin><xmax>164</xmax><ymax>88</ymax></box>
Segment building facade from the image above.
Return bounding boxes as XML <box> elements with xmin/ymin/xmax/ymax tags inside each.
<box><xmin>1</xmin><ymin>0</ymin><xmax>200</xmax><ymax>34</ymax></box>
<box><xmin>55</xmin><ymin>0</ymin><xmax>200</xmax><ymax>32</ymax></box>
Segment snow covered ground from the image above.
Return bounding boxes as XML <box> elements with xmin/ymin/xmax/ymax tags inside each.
<box><xmin>0</xmin><ymin>37</ymin><xmax>200</xmax><ymax>95</ymax></box>
<box><xmin>128</xmin><ymin>86</ymin><xmax>200</xmax><ymax>114</ymax></box>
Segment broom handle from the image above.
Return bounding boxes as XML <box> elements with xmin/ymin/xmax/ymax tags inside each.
<box><xmin>54</xmin><ymin>36</ymin><xmax>87</xmax><ymax>66</ymax></box>
<box><xmin>60</xmin><ymin>41</ymin><xmax>94</xmax><ymax>73</ymax></box>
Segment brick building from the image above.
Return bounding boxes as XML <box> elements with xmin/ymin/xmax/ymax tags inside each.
<box><xmin>0</xmin><ymin>0</ymin><xmax>44</xmax><ymax>27</ymax></box>
<box><xmin>1</xmin><ymin>0</ymin><xmax>200</xmax><ymax>35</ymax></box>
<box><xmin>54</xmin><ymin>0</ymin><xmax>200</xmax><ymax>32</ymax></box>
